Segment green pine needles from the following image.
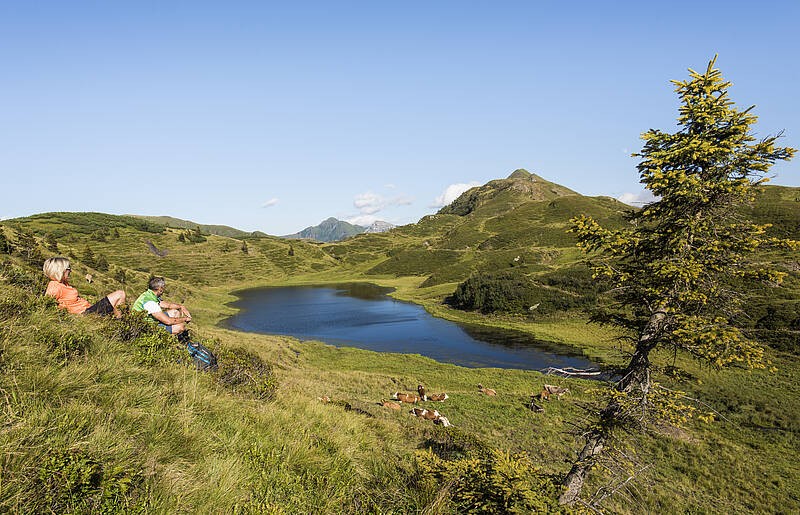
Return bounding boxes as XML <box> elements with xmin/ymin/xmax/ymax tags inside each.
<box><xmin>561</xmin><ymin>57</ymin><xmax>797</xmax><ymax>505</ymax></box>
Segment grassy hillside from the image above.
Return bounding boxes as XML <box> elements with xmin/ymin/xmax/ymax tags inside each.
<box><xmin>130</xmin><ymin>215</ymin><xmax>254</xmax><ymax>239</ymax></box>
<box><xmin>1</xmin><ymin>178</ymin><xmax>798</xmax><ymax>512</ymax></box>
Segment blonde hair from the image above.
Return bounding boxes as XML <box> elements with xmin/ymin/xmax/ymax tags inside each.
<box><xmin>43</xmin><ymin>257</ymin><xmax>70</xmax><ymax>282</ymax></box>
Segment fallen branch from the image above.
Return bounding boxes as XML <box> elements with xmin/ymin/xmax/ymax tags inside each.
<box><xmin>541</xmin><ymin>366</ymin><xmax>602</xmax><ymax>377</ymax></box>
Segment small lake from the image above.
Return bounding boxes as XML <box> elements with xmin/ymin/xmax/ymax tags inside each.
<box><xmin>223</xmin><ymin>283</ymin><xmax>599</xmax><ymax>372</ymax></box>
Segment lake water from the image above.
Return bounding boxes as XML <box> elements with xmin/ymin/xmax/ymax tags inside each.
<box><xmin>223</xmin><ymin>283</ymin><xmax>599</xmax><ymax>371</ymax></box>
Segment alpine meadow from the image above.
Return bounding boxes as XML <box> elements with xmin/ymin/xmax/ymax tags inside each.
<box><xmin>1</xmin><ymin>60</ymin><xmax>799</xmax><ymax>514</ymax></box>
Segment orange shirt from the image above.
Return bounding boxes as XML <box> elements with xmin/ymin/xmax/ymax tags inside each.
<box><xmin>45</xmin><ymin>280</ymin><xmax>91</xmax><ymax>314</ymax></box>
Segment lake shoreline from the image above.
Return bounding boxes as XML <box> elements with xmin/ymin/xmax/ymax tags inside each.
<box><xmin>218</xmin><ymin>282</ymin><xmax>604</xmax><ymax>373</ymax></box>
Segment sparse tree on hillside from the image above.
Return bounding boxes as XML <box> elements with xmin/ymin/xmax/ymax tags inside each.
<box><xmin>241</xmin><ymin>240</ymin><xmax>248</xmax><ymax>254</ymax></box>
<box><xmin>44</xmin><ymin>232</ymin><xmax>59</xmax><ymax>252</ymax></box>
<box><xmin>177</xmin><ymin>233</ymin><xmax>186</xmax><ymax>243</ymax></box>
<box><xmin>83</xmin><ymin>246</ymin><xmax>96</xmax><ymax>268</ymax></box>
<box><xmin>0</xmin><ymin>230</ymin><xmax>11</xmax><ymax>254</ymax></box>
<box><xmin>114</xmin><ymin>268</ymin><xmax>126</xmax><ymax>284</ymax></box>
<box><xmin>14</xmin><ymin>229</ymin><xmax>41</xmax><ymax>264</ymax></box>
<box><xmin>95</xmin><ymin>253</ymin><xmax>109</xmax><ymax>272</ymax></box>
<box><xmin>560</xmin><ymin>58</ymin><xmax>798</xmax><ymax>506</ymax></box>
<box><xmin>112</xmin><ymin>228</ymin><xmax>120</xmax><ymax>239</ymax></box>
<box><xmin>288</xmin><ymin>245</ymin><xmax>294</xmax><ymax>256</ymax></box>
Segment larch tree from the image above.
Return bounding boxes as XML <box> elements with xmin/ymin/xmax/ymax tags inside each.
<box><xmin>560</xmin><ymin>57</ymin><xmax>797</xmax><ymax>506</ymax></box>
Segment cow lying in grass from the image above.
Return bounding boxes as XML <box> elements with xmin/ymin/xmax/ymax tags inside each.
<box><xmin>478</xmin><ymin>384</ymin><xmax>496</xmax><ymax>396</ymax></box>
<box><xmin>393</xmin><ymin>392</ymin><xmax>421</xmax><ymax>403</ymax></box>
<box><xmin>410</xmin><ymin>407</ymin><xmax>451</xmax><ymax>427</ymax></box>
<box><xmin>418</xmin><ymin>385</ymin><xmax>448</xmax><ymax>402</ymax></box>
<box><xmin>381</xmin><ymin>399</ymin><xmax>402</xmax><ymax>410</ymax></box>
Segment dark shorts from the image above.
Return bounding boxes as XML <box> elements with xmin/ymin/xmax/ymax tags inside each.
<box><xmin>84</xmin><ymin>296</ymin><xmax>113</xmax><ymax>316</ymax></box>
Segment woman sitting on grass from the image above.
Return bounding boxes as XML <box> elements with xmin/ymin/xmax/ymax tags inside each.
<box><xmin>43</xmin><ymin>257</ymin><xmax>126</xmax><ymax>317</ymax></box>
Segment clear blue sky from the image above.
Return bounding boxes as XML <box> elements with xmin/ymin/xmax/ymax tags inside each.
<box><xmin>2</xmin><ymin>1</ymin><xmax>798</xmax><ymax>234</ymax></box>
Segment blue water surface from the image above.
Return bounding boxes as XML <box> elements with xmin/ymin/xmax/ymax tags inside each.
<box><xmin>223</xmin><ymin>283</ymin><xmax>599</xmax><ymax>371</ymax></box>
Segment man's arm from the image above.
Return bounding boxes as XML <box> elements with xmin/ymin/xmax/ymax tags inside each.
<box><xmin>159</xmin><ymin>300</ymin><xmax>191</xmax><ymax>320</ymax></box>
<box><xmin>150</xmin><ymin>310</ymin><xmax>189</xmax><ymax>326</ymax></box>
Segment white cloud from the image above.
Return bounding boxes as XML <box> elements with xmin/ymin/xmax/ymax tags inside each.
<box><xmin>617</xmin><ymin>190</ymin><xmax>658</xmax><ymax>206</ymax></box>
<box><xmin>353</xmin><ymin>192</ymin><xmax>413</xmax><ymax>215</ymax></box>
<box><xmin>354</xmin><ymin>192</ymin><xmax>383</xmax><ymax>214</ymax></box>
<box><xmin>431</xmin><ymin>182</ymin><xmax>481</xmax><ymax>208</ymax></box>
<box><xmin>345</xmin><ymin>214</ymin><xmax>380</xmax><ymax>226</ymax></box>
<box><xmin>262</xmin><ymin>198</ymin><xmax>279</xmax><ymax>208</ymax></box>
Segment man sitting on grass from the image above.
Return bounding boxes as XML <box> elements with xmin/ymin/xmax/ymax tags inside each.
<box><xmin>133</xmin><ymin>277</ymin><xmax>192</xmax><ymax>335</ymax></box>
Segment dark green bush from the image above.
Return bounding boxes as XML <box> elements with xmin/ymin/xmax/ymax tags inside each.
<box><xmin>215</xmin><ymin>347</ymin><xmax>277</xmax><ymax>400</ymax></box>
<box><xmin>449</xmin><ymin>271</ymin><xmax>588</xmax><ymax>315</ymax></box>
<box><xmin>0</xmin><ymin>262</ymin><xmax>48</xmax><ymax>293</ymax></box>
<box><xmin>416</xmin><ymin>427</ymin><xmax>569</xmax><ymax>514</ymax></box>
<box><xmin>438</xmin><ymin>188</ymin><xmax>481</xmax><ymax>216</ymax></box>
<box><xmin>36</xmin><ymin>449</ymin><xmax>142</xmax><ymax>513</ymax></box>
<box><xmin>0</xmin><ymin>230</ymin><xmax>11</xmax><ymax>254</ymax></box>
<box><xmin>103</xmin><ymin>308</ymin><xmax>180</xmax><ymax>366</ymax></box>
<box><xmin>36</xmin><ymin>327</ymin><xmax>93</xmax><ymax>362</ymax></box>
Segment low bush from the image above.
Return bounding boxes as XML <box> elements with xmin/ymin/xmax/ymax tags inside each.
<box><xmin>0</xmin><ymin>261</ymin><xmax>47</xmax><ymax>293</ymax></box>
<box><xmin>35</xmin><ymin>448</ymin><xmax>143</xmax><ymax>513</ymax></box>
<box><xmin>449</xmin><ymin>271</ymin><xmax>589</xmax><ymax>315</ymax></box>
<box><xmin>416</xmin><ymin>427</ymin><xmax>569</xmax><ymax>514</ymax></box>
<box><xmin>36</xmin><ymin>326</ymin><xmax>93</xmax><ymax>363</ymax></box>
<box><xmin>215</xmin><ymin>346</ymin><xmax>278</xmax><ymax>400</ymax></box>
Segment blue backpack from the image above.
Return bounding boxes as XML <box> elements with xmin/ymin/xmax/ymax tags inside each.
<box><xmin>187</xmin><ymin>341</ymin><xmax>218</xmax><ymax>371</ymax></box>
<box><xmin>178</xmin><ymin>331</ymin><xmax>218</xmax><ymax>371</ymax></box>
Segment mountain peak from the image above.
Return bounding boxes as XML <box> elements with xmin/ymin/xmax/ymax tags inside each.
<box><xmin>282</xmin><ymin>218</ymin><xmax>395</xmax><ymax>242</ymax></box>
<box><xmin>507</xmin><ymin>168</ymin><xmax>532</xmax><ymax>179</ymax></box>
<box><xmin>438</xmin><ymin>170</ymin><xmax>579</xmax><ymax>216</ymax></box>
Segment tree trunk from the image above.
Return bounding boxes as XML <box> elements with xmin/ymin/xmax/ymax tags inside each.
<box><xmin>559</xmin><ymin>310</ymin><xmax>665</xmax><ymax>505</ymax></box>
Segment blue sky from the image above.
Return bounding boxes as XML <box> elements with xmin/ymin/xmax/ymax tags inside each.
<box><xmin>1</xmin><ymin>2</ymin><xmax>798</xmax><ymax>234</ymax></box>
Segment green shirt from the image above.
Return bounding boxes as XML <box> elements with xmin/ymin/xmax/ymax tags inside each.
<box><xmin>133</xmin><ymin>289</ymin><xmax>161</xmax><ymax>323</ymax></box>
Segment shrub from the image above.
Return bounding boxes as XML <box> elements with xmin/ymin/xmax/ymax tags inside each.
<box><xmin>416</xmin><ymin>428</ymin><xmax>569</xmax><ymax>514</ymax></box>
<box><xmin>0</xmin><ymin>230</ymin><xmax>11</xmax><ymax>254</ymax></box>
<box><xmin>215</xmin><ymin>347</ymin><xmax>277</xmax><ymax>400</ymax></box>
<box><xmin>95</xmin><ymin>253</ymin><xmax>109</xmax><ymax>271</ymax></box>
<box><xmin>103</xmin><ymin>308</ymin><xmax>180</xmax><ymax>366</ymax></box>
<box><xmin>0</xmin><ymin>262</ymin><xmax>47</xmax><ymax>293</ymax></box>
<box><xmin>35</xmin><ymin>327</ymin><xmax>93</xmax><ymax>363</ymax></box>
<box><xmin>36</xmin><ymin>449</ymin><xmax>142</xmax><ymax>513</ymax></box>
<box><xmin>132</xmin><ymin>332</ymin><xmax>180</xmax><ymax>367</ymax></box>
<box><xmin>449</xmin><ymin>271</ymin><xmax>588</xmax><ymax>315</ymax></box>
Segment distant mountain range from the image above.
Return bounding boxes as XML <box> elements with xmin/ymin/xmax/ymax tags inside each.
<box><xmin>130</xmin><ymin>215</ymin><xmax>394</xmax><ymax>242</ymax></box>
<box><xmin>282</xmin><ymin>218</ymin><xmax>395</xmax><ymax>242</ymax></box>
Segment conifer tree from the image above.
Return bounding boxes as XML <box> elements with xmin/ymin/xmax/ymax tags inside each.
<box><xmin>0</xmin><ymin>230</ymin><xmax>11</xmax><ymax>254</ymax></box>
<box><xmin>83</xmin><ymin>246</ymin><xmax>96</xmax><ymax>268</ymax></box>
<box><xmin>560</xmin><ymin>58</ymin><xmax>797</xmax><ymax>505</ymax></box>
<box><xmin>44</xmin><ymin>232</ymin><xmax>59</xmax><ymax>252</ymax></box>
<box><xmin>241</xmin><ymin>240</ymin><xmax>249</xmax><ymax>254</ymax></box>
<box><xmin>95</xmin><ymin>254</ymin><xmax>109</xmax><ymax>272</ymax></box>
<box><xmin>14</xmin><ymin>228</ymin><xmax>40</xmax><ymax>264</ymax></box>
